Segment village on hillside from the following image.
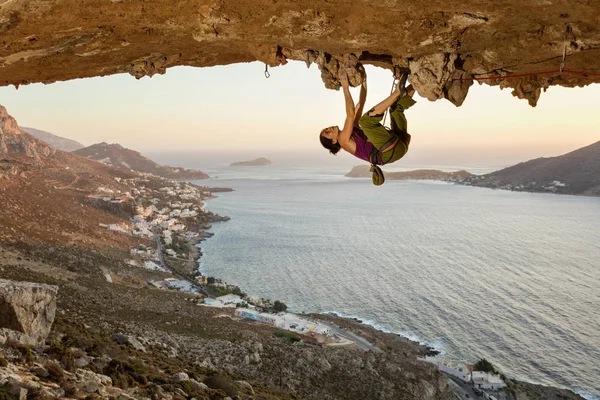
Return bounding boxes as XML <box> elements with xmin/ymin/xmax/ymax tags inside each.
<box><xmin>91</xmin><ymin>172</ymin><xmax>360</xmax><ymax>349</ymax></box>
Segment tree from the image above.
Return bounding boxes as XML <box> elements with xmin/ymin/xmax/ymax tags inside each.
<box><xmin>273</xmin><ymin>300</ymin><xmax>287</xmax><ymax>312</ymax></box>
<box><xmin>473</xmin><ymin>358</ymin><xmax>497</xmax><ymax>374</ymax></box>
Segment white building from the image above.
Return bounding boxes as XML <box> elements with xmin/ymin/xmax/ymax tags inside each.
<box><xmin>471</xmin><ymin>371</ymin><xmax>506</xmax><ymax>390</ymax></box>
<box><xmin>418</xmin><ymin>357</ymin><xmax>472</xmax><ymax>382</ymax></box>
<box><xmin>216</xmin><ymin>294</ymin><xmax>244</xmax><ymax>305</ymax></box>
<box><xmin>234</xmin><ymin>308</ymin><xmax>279</xmax><ymax>326</ymax></box>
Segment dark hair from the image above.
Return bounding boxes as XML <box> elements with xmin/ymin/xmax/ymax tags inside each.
<box><xmin>319</xmin><ymin>129</ymin><xmax>341</xmax><ymax>155</ymax></box>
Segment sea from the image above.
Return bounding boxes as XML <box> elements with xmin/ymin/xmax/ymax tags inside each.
<box><xmin>170</xmin><ymin>157</ymin><xmax>600</xmax><ymax>400</ymax></box>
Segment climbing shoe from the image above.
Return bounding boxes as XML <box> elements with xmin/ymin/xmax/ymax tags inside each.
<box><xmin>370</xmin><ymin>165</ymin><xmax>385</xmax><ymax>186</ymax></box>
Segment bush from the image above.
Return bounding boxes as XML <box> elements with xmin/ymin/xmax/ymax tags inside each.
<box><xmin>46</xmin><ymin>341</ymin><xmax>74</xmax><ymax>371</ymax></box>
<box><xmin>274</xmin><ymin>331</ymin><xmax>301</xmax><ymax>344</ymax></box>
<box><xmin>231</xmin><ymin>286</ymin><xmax>246</xmax><ymax>297</ymax></box>
<box><xmin>44</xmin><ymin>362</ymin><xmax>65</xmax><ymax>382</ymax></box>
<box><xmin>18</xmin><ymin>345</ymin><xmax>34</xmax><ymax>365</ymax></box>
<box><xmin>204</xmin><ymin>374</ymin><xmax>238</xmax><ymax>397</ymax></box>
<box><xmin>273</xmin><ymin>300</ymin><xmax>287</xmax><ymax>312</ymax></box>
<box><xmin>104</xmin><ymin>358</ymin><xmax>149</xmax><ymax>388</ymax></box>
<box><xmin>0</xmin><ymin>385</ymin><xmax>12</xmax><ymax>400</ymax></box>
<box><xmin>473</xmin><ymin>358</ymin><xmax>497</xmax><ymax>374</ymax></box>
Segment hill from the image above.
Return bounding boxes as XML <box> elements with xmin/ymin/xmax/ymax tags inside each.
<box><xmin>0</xmin><ymin>104</ymin><xmax>586</xmax><ymax>400</ymax></box>
<box><xmin>229</xmin><ymin>157</ymin><xmax>272</xmax><ymax>167</ymax></box>
<box><xmin>20</xmin><ymin>126</ymin><xmax>85</xmax><ymax>152</ymax></box>
<box><xmin>346</xmin><ymin>166</ymin><xmax>473</xmax><ymax>181</ymax></box>
<box><xmin>464</xmin><ymin>141</ymin><xmax>600</xmax><ymax>196</ymax></box>
<box><xmin>74</xmin><ymin>142</ymin><xmax>209</xmax><ymax>180</ymax></box>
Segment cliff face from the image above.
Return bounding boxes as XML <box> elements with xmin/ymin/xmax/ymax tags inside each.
<box><xmin>1</xmin><ymin>1</ymin><xmax>600</xmax><ymax>106</ymax></box>
<box><xmin>0</xmin><ymin>106</ymin><xmax>56</xmax><ymax>161</ymax></box>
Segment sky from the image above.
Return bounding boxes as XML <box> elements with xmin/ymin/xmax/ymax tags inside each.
<box><xmin>0</xmin><ymin>61</ymin><xmax>598</xmax><ymax>169</ymax></box>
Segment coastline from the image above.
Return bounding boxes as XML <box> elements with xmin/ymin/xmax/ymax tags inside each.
<box><xmin>194</xmin><ymin>184</ymin><xmax>595</xmax><ymax>400</ymax></box>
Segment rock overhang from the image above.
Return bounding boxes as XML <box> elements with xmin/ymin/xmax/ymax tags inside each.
<box><xmin>1</xmin><ymin>0</ymin><xmax>600</xmax><ymax>107</ymax></box>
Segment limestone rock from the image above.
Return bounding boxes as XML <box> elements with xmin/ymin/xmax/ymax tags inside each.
<box><xmin>171</xmin><ymin>372</ymin><xmax>189</xmax><ymax>383</ymax></box>
<box><xmin>2</xmin><ymin>2</ymin><xmax>600</xmax><ymax>106</ymax></box>
<box><xmin>0</xmin><ymin>279</ymin><xmax>58</xmax><ymax>346</ymax></box>
<box><xmin>110</xmin><ymin>334</ymin><xmax>147</xmax><ymax>352</ymax></box>
<box><xmin>235</xmin><ymin>380</ymin><xmax>254</xmax><ymax>395</ymax></box>
<box><xmin>188</xmin><ymin>379</ymin><xmax>208</xmax><ymax>392</ymax></box>
<box><xmin>31</xmin><ymin>365</ymin><xmax>49</xmax><ymax>378</ymax></box>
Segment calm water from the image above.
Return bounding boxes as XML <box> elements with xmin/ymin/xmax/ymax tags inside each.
<box><xmin>193</xmin><ymin>166</ymin><xmax>600</xmax><ymax>400</ymax></box>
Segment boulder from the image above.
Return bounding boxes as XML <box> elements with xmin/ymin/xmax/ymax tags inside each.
<box><xmin>0</xmin><ymin>279</ymin><xmax>58</xmax><ymax>346</ymax></box>
<box><xmin>171</xmin><ymin>372</ymin><xmax>189</xmax><ymax>383</ymax></box>
<box><xmin>31</xmin><ymin>364</ymin><xmax>49</xmax><ymax>378</ymax></box>
<box><xmin>109</xmin><ymin>334</ymin><xmax>146</xmax><ymax>352</ymax></box>
<box><xmin>235</xmin><ymin>380</ymin><xmax>255</xmax><ymax>395</ymax></box>
<box><xmin>188</xmin><ymin>379</ymin><xmax>208</xmax><ymax>392</ymax></box>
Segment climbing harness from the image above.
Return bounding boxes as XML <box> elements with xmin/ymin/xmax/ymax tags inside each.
<box><xmin>369</xmin><ymin>72</ymin><xmax>410</xmax><ymax>186</ymax></box>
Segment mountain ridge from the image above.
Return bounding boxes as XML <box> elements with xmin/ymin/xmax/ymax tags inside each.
<box><xmin>465</xmin><ymin>141</ymin><xmax>600</xmax><ymax>196</ymax></box>
<box><xmin>74</xmin><ymin>142</ymin><xmax>210</xmax><ymax>180</ymax></box>
<box><xmin>20</xmin><ymin>126</ymin><xmax>85</xmax><ymax>152</ymax></box>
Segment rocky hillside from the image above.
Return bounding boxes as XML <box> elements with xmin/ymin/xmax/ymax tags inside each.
<box><xmin>74</xmin><ymin>142</ymin><xmax>209</xmax><ymax>180</ymax></box>
<box><xmin>464</xmin><ymin>141</ymin><xmax>600</xmax><ymax>196</ymax></box>
<box><xmin>230</xmin><ymin>157</ymin><xmax>273</xmax><ymax>167</ymax></box>
<box><xmin>346</xmin><ymin>166</ymin><xmax>473</xmax><ymax>181</ymax></box>
<box><xmin>20</xmin><ymin>127</ymin><xmax>85</xmax><ymax>152</ymax></box>
<box><xmin>0</xmin><ymin>106</ymin><xmax>57</xmax><ymax>163</ymax></box>
<box><xmin>0</xmin><ymin>104</ymin><xmax>587</xmax><ymax>400</ymax></box>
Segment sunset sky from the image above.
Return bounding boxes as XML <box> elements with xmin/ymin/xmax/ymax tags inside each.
<box><xmin>0</xmin><ymin>61</ymin><xmax>598</xmax><ymax>168</ymax></box>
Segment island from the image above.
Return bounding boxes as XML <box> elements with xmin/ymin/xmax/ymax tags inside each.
<box><xmin>346</xmin><ymin>165</ymin><xmax>473</xmax><ymax>181</ymax></box>
<box><xmin>229</xmin><ymin>157</ymin><xmax>273</xmax><ymax>167</ymax></box>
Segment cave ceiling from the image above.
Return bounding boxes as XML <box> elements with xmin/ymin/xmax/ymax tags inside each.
<box><xmin>1</xmin><ymin>0</ymin><xmax>600</xmax><ymax>106</ymax></box>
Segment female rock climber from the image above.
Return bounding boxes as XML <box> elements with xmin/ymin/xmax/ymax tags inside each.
<box><xmin>319</xmin><ymin>71</ymin><xmax>416</xmax><ymax>185</ymax></box>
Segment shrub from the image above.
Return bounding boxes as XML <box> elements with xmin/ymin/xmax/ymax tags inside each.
<box><xmin>104</xmin><ymin>358</ymin><xmax>149</xmax><ymax>388</ymax></box>
<box><xmin>18</xmin><ymin>345</ymin><xmax>34</xmax><ymax>365</ymax></box>
<box><xmin>473</xmin><ymin>358</ymin><xmax>497</xmax><ymax>374</ymax></box>
<box><xmin>274</xmin><ymin>331</ymin><xmax>301</xmax><ymax>344</ymax></box>
<box><xmin>46</xmin><ymin>341</ymin><xmax>74</xmax><ymax>371</ymax></box>
<box><xmin>44</xmin><ymin>362</ymin><xmax>65</xmax><ymax>382</ymax></box>
<box><xmin>273</xmin><ymin>300</ymin><xmax>287</xmax><ymax>312</ymax></box>
<box><xmin>204</xmin><ymin>374</ymin><xmax>238</xmax><ymax>397</ymax></box>
<box><xmin>0</xmin><ymin>385</ymin><xmax>12</xmax><ymax>400</ymax></box>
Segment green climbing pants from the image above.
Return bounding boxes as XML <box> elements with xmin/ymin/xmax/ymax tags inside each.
<box><xmin>359</xmin><ymin>96</ymin><xmax>417</xmax><ymax>164</ymax></box>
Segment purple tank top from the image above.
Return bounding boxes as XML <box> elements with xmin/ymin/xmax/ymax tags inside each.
<box><xmin>352</xmin><ymin>126</ymin><xmax>381</xmax><ymax>164</ymax></box>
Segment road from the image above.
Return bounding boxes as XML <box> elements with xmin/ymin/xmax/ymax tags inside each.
<box><xmin>151</xmin><ymin>226</ymin><xmax>169</xmax><ymax>271</ymax></box>
<box><xmin>321</xmin><ymin>322</ymin><xmax>382</xmax><ymax>353</ymax></box>
<box><xmin>448</xmin><ymin>376</ymin><xmax>485</xmax><ymax>399</ymax></box>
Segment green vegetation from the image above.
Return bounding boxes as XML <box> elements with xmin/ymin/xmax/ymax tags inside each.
<box><xmin>170</xmin><ymin>234</ymin><xmax>189</xmax><ymax>257</ymax></box>
<box><xmin>473</xmin><ymin>358</ymin><xmax>497</xmax><ymax>374</ymax></box>
<box><xmin>46</xmin><ymin>340</ymin><xmax>75</xmax><ymax>371</ymax></box>
<box><xmin>0</xmin><ymin>385</ymin><xmax>12</xmax><ymax>400</ymax></box>
<box><xmin>273</xmin><ymin>300</ymin><xmax>287</xmax><ymax>312</ymax></box>
<box><xmin>231</xmin><ymin>286</ymin><xmax>246</xmax><ymax>297</ymax></box>
<box><xmin>274</xmin><ymin>331</ymin><xmax>301</xmax><ymax>344</ymax></box>
<box><xmin>18</xmin><ymin>345</ymin><xmax>34</xmax><ymax>365</ymax></box>
<box><xmin>204</xmin><ymin>374</ymin><xmax>238</xmax><ymax>397</ymax></box>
